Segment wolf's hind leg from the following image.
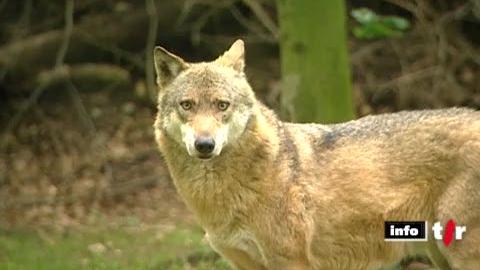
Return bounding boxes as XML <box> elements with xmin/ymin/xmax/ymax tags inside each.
<box><xmin>436</xmin><ymin>224</ymin><xmax>480</xmax><ymax>270</ymax></box>
<box><xmin>435</xmin><ymin>163</ymin><xmax>480</xmax><ymax>270</ymax></box>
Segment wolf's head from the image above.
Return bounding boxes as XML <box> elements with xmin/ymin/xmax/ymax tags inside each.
<box><xmin>154</xmin><ymin>40</ymin><xmax>255</xmax><ymax>160</ymax></box>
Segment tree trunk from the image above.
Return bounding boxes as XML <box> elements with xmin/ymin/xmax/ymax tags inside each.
<box><xmin>276</xmin><ymin>0</ymin><xmax>355</xmax><ymax>123</ymax></box>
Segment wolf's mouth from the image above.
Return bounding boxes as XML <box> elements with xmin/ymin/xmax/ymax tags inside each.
<box><xmin>197</xmin><ymin>154</ymin><xmax>214</xmax><ymax>160</ymax></box>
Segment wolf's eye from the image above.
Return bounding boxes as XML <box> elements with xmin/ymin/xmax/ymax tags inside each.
<box><xmin>179</xmin><ymin>101</ymin><xmax>192</xmax><ymax>111</ymax></box>
<box><xmin>218</xmin><ymin>101</ymin><xmax>230</xmax><ymax>111</ymax></box>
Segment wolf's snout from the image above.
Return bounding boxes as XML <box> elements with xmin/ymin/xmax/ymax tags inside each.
<box><xmin>194</xmin><ymin>137</ymin><xmax>215</xmax><ymax>155</ymax></box>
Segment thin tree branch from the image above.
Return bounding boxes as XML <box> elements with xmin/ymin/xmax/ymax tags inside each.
<box><xmin>145</xmin><ymin>0</ymin><xmax>159</xmax><ymax>102</ymax></box>
<box><xmin>1</xmin><ymin>0</ymin><xmax>75</xmax><ymax>149</ymax></box>
<box><xmin>376</xmin><ymin>66</ymin><xmax>441</xmax><ymax>91</ymax></box>
<box><xmin>229</xmin><ymin>5</ymin><xmax>276</xmax><ymax>43</ymax></box>
<box><xmin>55</xmin><ymin>0</ymin><xmax>74</xmax><ymax>68</ymax></box>
<box><xmin>241</xmin><ymin>0</ymin><xmax>278</xmax><ymax>39</ymax></box>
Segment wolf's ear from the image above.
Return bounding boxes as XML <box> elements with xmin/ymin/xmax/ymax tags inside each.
<box><xmin>154</xmin><ymin>46</ymin><xmax>188</xmax><ymax>87</ymax></box>
<box><xmin>215</xmin><ymin>39</ymin><xmax>245</xmax><ymax>73</ymax></box>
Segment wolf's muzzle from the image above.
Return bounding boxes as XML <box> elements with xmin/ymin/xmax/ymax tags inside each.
<box><xmin>194</xmin><ymin>136</ymin><xmax>215</xmax><ymax>157</ymax></box>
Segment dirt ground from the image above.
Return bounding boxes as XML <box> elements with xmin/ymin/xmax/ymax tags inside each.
<box><xmin>0</xmin><ymin>86</ymin><xmax>192</xmax><ymax>229</ymax></box>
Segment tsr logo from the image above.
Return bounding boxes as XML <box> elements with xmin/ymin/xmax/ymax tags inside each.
<box><xmin>432</xmin><ymin>219</ymin><xmax>466</xmax><ymax>247</ymax></box>
<box><xmin>384</xmin><ymin>219</ymin><xmax>466</xmax><ymax>246</ymax></box>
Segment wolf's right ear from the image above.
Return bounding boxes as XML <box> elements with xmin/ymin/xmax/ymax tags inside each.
<box><xmin>154</xmin><ymin>46</ymin><xmax>188</xmax><ymax>87</ymax></box>
<box><xmin>215</xmin><ymin>39</ymin><xmax>245</xmax><ymax>73</ymax></box>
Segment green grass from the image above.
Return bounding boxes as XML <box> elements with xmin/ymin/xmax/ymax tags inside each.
<box><xmin>0</xmin><ymin>224</ymin><xmax>424</xmax><ymax>270</ymax></box>
<box><xmin>0</xmin><ymin>224</ymin><xmax>230</xmax><ymax>270</ymax></box>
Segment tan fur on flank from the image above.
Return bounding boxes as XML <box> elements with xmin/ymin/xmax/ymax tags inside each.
<box><xmin>153</xmin><ymin>40</ymin><xmax>480</xmax><ymax>270</ymax></box>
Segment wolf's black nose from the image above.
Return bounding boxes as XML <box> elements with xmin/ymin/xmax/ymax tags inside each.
<box><xmin>194</xmin><ymin>137</ymin><xmax>215</xmax><ymax>154</ymax></box>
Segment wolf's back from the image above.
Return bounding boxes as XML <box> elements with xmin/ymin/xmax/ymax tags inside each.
<box><xmin>325</xmin><ymin>108</ymin><xmax>479</xmax><ymax>141</ymax></box>
<box><xmin>291</xmin><ymin>108</ymin><xmax>477</xmax><ymax>153</ymax></box>
<box><xmin>284</xmin><ymin>108</ymin><xmax>480</xmax><ymax>185</ymax></box>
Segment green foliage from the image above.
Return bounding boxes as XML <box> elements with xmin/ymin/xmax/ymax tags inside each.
<box><xmin>0</xmin><ymin>225</ymin><xmax>230</xmax><ymax>270</ymax></box>
<box><xmin>351</xmin><ymin>8</ymin><xmax>410</xmax><ymax>39</ymax></box>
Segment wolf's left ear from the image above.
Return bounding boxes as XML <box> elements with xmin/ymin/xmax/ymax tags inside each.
<box><xmin>215</xmin><ymin>39</ymin><xmax>245</xmax><ymax>73</ymax></box>
<box><xmin>154</xmin><ymin>46</ymin><xmax>188</xmax><ymax>87</ymax></box>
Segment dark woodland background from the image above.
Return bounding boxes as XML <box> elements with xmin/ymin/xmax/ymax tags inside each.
<box><xmin>0</xmin><ymin>0</ymin><xmax>479</xmax><ymax>269</ymax></box>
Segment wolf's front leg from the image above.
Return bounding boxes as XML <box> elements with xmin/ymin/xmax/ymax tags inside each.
<box><xmin>204</xmin><ymin>233</ymin><xmax>267</xmax><ymax>269</ymax></box>
<box><xmin>270</xmin><ymin>262</ymin><xmax>311</xmax><ymax>270</ymax></box>
<box><xmin>218</xmin><ymin>246</ymin><xmax>267</xmax><ymax>270</ymax></box>
<box><xmin>265</xmin><ymin>254</ymin><xmax>312</xmax><ymax>270</ymax></box>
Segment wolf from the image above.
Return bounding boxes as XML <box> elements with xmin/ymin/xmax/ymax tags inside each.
<box><xmin>153</xmin><ymin>40</ymin><xmax>480</xmax><ymax>270</ymax></box>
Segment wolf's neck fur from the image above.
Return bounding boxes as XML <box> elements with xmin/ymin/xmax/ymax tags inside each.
<box><xmin>157</xmin><ymin>105</ymin><xmax>284</xmax><ymax>229</ymax></box>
